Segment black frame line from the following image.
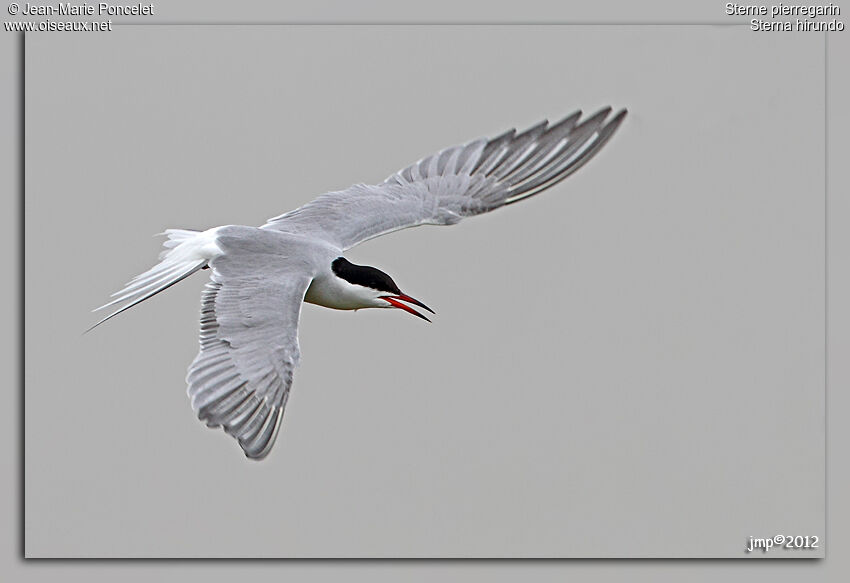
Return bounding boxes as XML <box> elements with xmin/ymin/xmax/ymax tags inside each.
<box><xmin>16</xmin><ymin>22</ymin><xmax>829</xmax><ymax>561</ymax></box>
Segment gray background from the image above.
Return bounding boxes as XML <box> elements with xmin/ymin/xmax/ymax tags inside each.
<box><xmin>21</xmin><ymin>22</ymin><xmax>827</xmax><ymax>558</ymax></box>
<box><xmin>22</xmin><ymin>25</ymin><xmax>825</xmax><ymax>558</ymax></box>
<box><xmin>3</xmin><ymin>0</ymin><xmax>848</xmax><ymax>580</ymax></box>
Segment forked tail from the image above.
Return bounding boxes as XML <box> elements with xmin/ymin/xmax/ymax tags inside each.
<box><xmin>87</xmin><ymin>228</ymin><xmax>221</xmax><ymax>332</ymax></box>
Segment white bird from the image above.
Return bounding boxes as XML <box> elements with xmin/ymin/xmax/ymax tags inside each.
<box><xmin>92</xmin><ymin>107</ymin><xmax>627</xmax><ymax>459</ymax></box>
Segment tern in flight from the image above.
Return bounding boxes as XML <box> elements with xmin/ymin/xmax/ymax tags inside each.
<box><xmin>92</xmin><ymin>107</ymin><xmax>627</xmax><ymax>459</ymax></box>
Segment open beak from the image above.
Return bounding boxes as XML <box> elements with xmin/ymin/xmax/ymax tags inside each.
<box><xmin>380</xmin><ymin>294</ymin><xmax>435</xmax><ymax>323</ymax></box>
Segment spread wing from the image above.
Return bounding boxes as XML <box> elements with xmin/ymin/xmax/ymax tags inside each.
<box><xmin>262</xmin><ymin>107</ymin><xmax>626</xmax><ymax>250</ymax></box>
<box><xmin>186</xmin><ymin>234</ymin><xmax>315</xmax><ymax>459</ymax></box>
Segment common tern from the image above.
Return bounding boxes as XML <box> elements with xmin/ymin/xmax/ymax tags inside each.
<box><xmin>92</xmin><ymin>107</ymin><xmax>627</xmax><ymax>459</ymax></box>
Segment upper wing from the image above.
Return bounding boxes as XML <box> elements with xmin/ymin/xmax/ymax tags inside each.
<box><xmin>262</xmin><ymin>107</ymin><xmax>626</xmax><ymax>250</ymax></box>
<box><xmin>186</xmin><ymin>232</ymin><xmax>315</xmax><ymax>459</ymax></box>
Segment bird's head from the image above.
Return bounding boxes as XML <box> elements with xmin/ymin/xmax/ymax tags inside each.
<box><xmin>331</xmin><ymin>257</ymin><xmax>434</xmax><ymax>321</ymax></box>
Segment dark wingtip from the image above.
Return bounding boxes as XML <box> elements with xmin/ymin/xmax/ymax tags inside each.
<box><xmin>606</xmin><ymin>108</ymin><xmax>629</xmax><ymax>130</ymax></box>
